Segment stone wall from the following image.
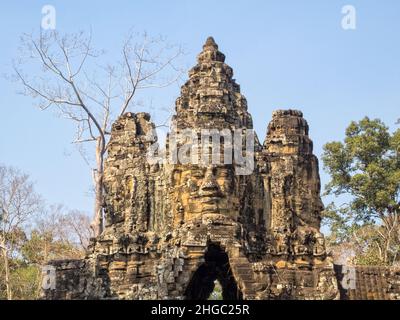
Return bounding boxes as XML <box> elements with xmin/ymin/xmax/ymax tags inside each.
<box><xmin>334</xmin><ymin>265</ymin><xmax>400</xmax><ymax>300</ymax></box>
<box><xmin>41</xmin><ymin>37</ymin><xmax>398</xmax><ymax>300</ymax></box>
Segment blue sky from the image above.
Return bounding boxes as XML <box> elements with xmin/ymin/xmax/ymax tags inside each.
<box><xmin>0</xmin><ymin>1</ymin><xmax>399</xmax><ymax>216</ymax></box>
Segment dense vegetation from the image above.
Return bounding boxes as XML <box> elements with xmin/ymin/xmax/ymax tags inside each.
<box><xmin>0</xmin><ymin>166</ymin><xmax>91</xmax><ymax>299</ymax></box>
<box><xmin>322</xmin><ymin>117</ymin><xmax>400</xmax><ymax>266</ymax></box>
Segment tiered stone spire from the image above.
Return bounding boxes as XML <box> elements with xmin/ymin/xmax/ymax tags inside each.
<box><xmin>197</xmin><ymin>36</ymin><xmax>225</xmax><ymax>63</ymax></box>
<box><xmin>42</xmin><ymin>37</ymin><xmax>345</xmax><ymax>301</ymax></box>
<box><xmin>173</xmin><ymin>37</ymin><xmax>252</xmax><ymax>130</ymax></box>
<box><xmin>262</xmin><ymin>109</ymin><xmax>323</xmax><ymax>231</ymax></box>
<box><xmin>264</xmin><ymin>110</ymin><xmax>313</xmax><ymax>155</ymax></box>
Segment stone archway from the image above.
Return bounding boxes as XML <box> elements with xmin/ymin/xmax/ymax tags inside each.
<box><xmin>184</xmin><ymin>244</ymin><xmax>243</xmax><ymax>300</ymax></box>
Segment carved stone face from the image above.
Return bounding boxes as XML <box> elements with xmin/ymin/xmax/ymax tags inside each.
<box><xmin>172</xmin><ymin>164</ymin><xmax>237</xmax><ymax>223</ymax></box>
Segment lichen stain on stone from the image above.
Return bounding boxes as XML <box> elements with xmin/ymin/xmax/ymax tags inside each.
<box><xmin>41</xmin><ymin>37</ymin><xmax>400</xmax><ymax>300</ymax></box>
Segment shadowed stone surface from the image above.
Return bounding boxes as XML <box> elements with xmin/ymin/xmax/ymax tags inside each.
<box><xmin>41</xmin><ymin>37</ymin><xmax>400</xmax><ymax>300</ymax></box>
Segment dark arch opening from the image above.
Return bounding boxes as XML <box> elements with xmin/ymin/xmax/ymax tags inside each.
<box><xmin>184</xmin><ymin>244</ymin><xmax>243</xmax><ymax>300</ymax></box>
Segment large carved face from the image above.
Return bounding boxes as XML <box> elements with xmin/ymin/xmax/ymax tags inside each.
<box><xmin>172</xmin><ymin>164</ymin><xmax>238</xmax><ymax>223</ymax></box>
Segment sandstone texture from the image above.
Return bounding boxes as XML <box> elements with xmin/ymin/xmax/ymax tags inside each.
<box><xmin>41</xmin><ymin>37</ymin><xmax>400</xmax><ymax>300</ymax></box>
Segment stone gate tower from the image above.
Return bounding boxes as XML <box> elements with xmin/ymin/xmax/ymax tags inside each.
<box><xmin>43</xmin><ymin>37</ymin><xmax>340</xmax><ymax>300</ymax></box>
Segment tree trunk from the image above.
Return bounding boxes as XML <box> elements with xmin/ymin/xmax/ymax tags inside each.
<box><xmin>1</xmin><ymin>243</ymin><xmax>12</xmax><ymax>300</ymax></box>
<box><xmin>92</xmin><ymin>137</ymin><xmax>104</xmax><ymax>237</ymax></box>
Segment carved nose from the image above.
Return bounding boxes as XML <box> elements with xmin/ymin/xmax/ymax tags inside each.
<box><xmin>201</xmin><ymin>180</ymin><xmax>219</xmax><ymax>192</ymax></box>
<box><xmin>200</xmin><ymin>168</ymin><xmax>221</xmax><ymax>196</ymax></box>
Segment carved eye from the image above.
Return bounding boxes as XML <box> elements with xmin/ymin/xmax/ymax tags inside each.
<box><xmin>191</xmin><ymin>171</ymin><xmax>204</xmax><ymax>178</ymax></box>
<box><xmin>218</xmin><ymin>170</ymin><xmax>230</xmax><ymax>178</ymax></box>
<box><xmin>172</xmin><ymin>170</ymin><xmax>181</xmax><ymax>184</ymax></box>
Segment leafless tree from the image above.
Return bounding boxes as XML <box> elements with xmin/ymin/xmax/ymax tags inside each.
<box><xmin>378</xmin><ymin>212</ymin><xmax>400</xmax><ymax>265</ymax></box>
<box><xmin>47</xmin><ymin>206</ymin><xmax>93</xmax><ymax>250</ymax></box>
<box><xmin>14</xmin><ymin>29</ymin><xmax>184</xmax><ymax>237</ymax></box>
<box><xmin>0</xmin><ymin>165</ymin><xmax>42</xmax><ymax>300</ymax></box>
<box><xmin>35</xmin><ymin>204</ymin><xmax>93</xmax><ymax>258</ymax></box>
<box><xmin>63</xmin><ymin>210</ymin><xmax>93</xmax><ymax>250</ymax></box>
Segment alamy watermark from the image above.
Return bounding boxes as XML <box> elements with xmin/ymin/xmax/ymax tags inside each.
<box><xmin>42</xmin><ymin>265</ymin><xmax>56</xmax><ymax>290</ymax></box>
<box><xmin>146</xmin><ymin>127</ymin><xmax>255</xmax><ymax>175</ymax></box>
<box><xmin>341</xmin><ymin>266</ymin><xmax>356</xmax><ymax>290</ymax></box>
<box><xmin>41</xmin><ymin>5</ymin><xmax>56</xmax><ymax>30</ymax></box>
<box><xmin>341</xmin><ymin>5</ymin><xmax>356</xmax><ymax>30</ymax></box>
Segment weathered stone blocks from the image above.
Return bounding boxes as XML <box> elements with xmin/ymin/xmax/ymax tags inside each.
<box><xmin>42</xmin><ymin>37</ymin><xmax>400</xmax><ymax>300</ymax></box>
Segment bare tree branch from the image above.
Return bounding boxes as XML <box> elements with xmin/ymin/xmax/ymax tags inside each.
<box><xmin>14</xmin><ymin>29</ymin><xmax>184</xmax><ymax>236</ymax></box>
<box><xmin>0</xmin><ymin>165</ymin><xmax>43</xmax><ymax>300</ymax></box>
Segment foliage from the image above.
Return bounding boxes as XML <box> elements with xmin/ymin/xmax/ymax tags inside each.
<box><xmin>322</xmin><ymin>117</ymin><xmax>400</xmax><ymax>266</ymax></box>
<box><xmin>208</xmin><ymin>280</ymin><xmax>223</xmax><ymax>300</ymax></box>
<box><xmin>0</xmin><ymin>164</ymin><xmax>91</xmax><ymax>299</ymax></box>
<box><xmin>0</xmin><ymin>216</ymin><xmax>89</xmax><ymax>300</ymax></box>
<box><xmin>7</xmin><ymin>263</ymin><xmax>41</xmax><ymax>300</ymax></box>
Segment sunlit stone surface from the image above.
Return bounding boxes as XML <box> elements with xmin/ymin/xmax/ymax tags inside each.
<box><xmin>42</xmin><ymin>37</ymin><xmax>400</xmax><ymax>300</ymax></box>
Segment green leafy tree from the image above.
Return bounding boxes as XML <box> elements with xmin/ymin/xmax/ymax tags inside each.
<box><xmin>0</xmin><ymin>210</ymin><xmax>91</xmax><ymax>300</ymax></box>
<box><xmin>322</xmin><ymin>117</ymin><xmax>400</xmax><ymax>265</ymax></box>
<box><xmin>208</xmin><ymin>280</ymin><xmax>223</xmax><ymax>300</ymax></box>
<box><xmin>8</xmin><ymin>263</ymin><xmax>41</xmax><ymax>300</ymax></box>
